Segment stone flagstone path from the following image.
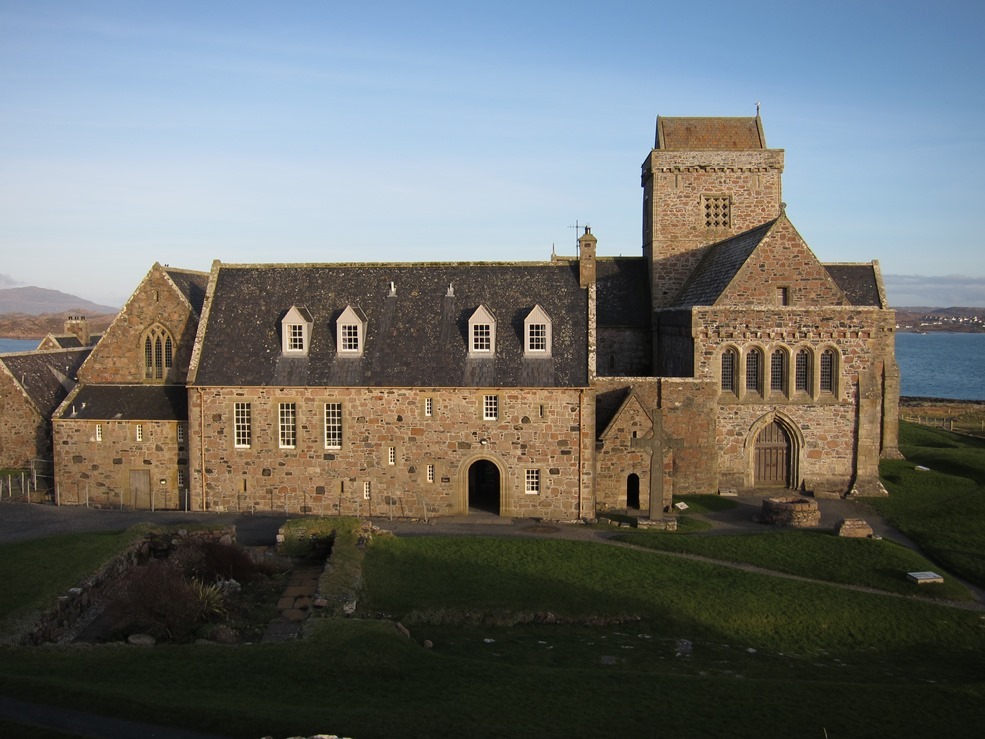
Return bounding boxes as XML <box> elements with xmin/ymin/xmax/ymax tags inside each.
<box><xmin>261</xmin><ymin>562</ymin><xmax>324</xmax><ymax>643</ymax></box>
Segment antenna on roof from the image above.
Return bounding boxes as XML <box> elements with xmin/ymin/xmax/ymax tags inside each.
<box><xmin>569</xmin><ymin>220</ymin><xmax>590</xmax><ymax>252</ymax></box>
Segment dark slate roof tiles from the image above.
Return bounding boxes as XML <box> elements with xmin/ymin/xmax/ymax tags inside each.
<box><xmin>61</xmin><ymin>385</ymin><xmax>188</xmax><ymax>421</ymax></box>
<box><xmin>825</xmin><ymin>264</ymin><xmax>882</xmax><ymax>307</ymax></box>
<box><xmin>194</xmin><ymin>263</ymin><xmax>589</xmax><ymax>388</ymax></box>
<box><xmin>164</xmin><ymin>268</ymin><xmax>209</xmax><ymax>315</ymax></box>
<box><xmin>596</xmin><ymin>258</ymin><xmax>651</xmax><ymax>326</ymax></box>
<box><xmin>674</xmin><ymin>221</ymin><xmax>775</xmax><ymax>307</ymax></box>
<box><xmin>0</xmin><ymin>349</ymin><xmax>90</xmax><ymax>417</ymax></box>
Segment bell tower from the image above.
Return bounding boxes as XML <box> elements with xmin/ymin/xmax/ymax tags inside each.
<box><xmin>642</xmin><ymin>115</ymin><xmax>785</xmax><ymax>308</ymax></box>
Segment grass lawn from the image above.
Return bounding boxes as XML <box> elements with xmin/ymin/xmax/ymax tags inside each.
<box><xmin>1</xmin><ymin>425</ymin><xmax>985</xmax><ymax>737</ymax></box>
<box><xmin>874</xmin><ymin>421</ymin><xmax>985</xmax><ymax>587</ymax></box>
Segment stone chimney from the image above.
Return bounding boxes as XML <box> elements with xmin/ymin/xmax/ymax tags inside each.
<box><xmin>578</xmin><ymin>226</ymin><xmax>597</xmax><ymax>288</ymax></box>
<box><xmin>64</xmin><ymin>315</ymin><xmax>90</xmax><ymax>346</ymax></box>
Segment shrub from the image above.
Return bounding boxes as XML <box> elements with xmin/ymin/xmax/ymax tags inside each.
<box><xmin>107</xmin><ymin>559</ymin><xmax>203</xmax><ymax>641</ymax></box>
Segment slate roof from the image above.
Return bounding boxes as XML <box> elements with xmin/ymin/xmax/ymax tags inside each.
<box><xmin>192</xmin><ymin>263</ymin><xmax>589</xmax><ymax>388</ymax></box>
<box><xmin>164</xmin><ymin>267</ymin><xmax>209</xmax><ymax>315</ymax></box>
<box><xmin>0</xmin><ymin>348</ymin><xmax>90</xmax><ymax>417</ymax></box>
<box><xmin>673</xmin><ymin>221</ymin><xmax>776</xmax><ymax>307</ymax></box>
<box><xmin>596</xmin><ymin>258</ymin><xmax>651</xmax><ymax>327</ymax></box>
<box><xmin>44</xmin><ymin>333</ymin><xmax>103</xmax><ymax>349</ymax></box>
<box><xmin>656</xmin><ymin>116</ymin><xmax>766</xmax><ymax>150</ymax></box>
<box><xmin>60</xmin><ymin>385</ymin><xmax>188</xmax><ymax>421</ymax></box>
<box><xmin>825</xmin><ymin>264</ymin><xmax>883</xmax><ymax>307</ymax></box>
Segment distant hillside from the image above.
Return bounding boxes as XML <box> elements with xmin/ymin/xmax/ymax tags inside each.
<box><xmin>0</xmin><ymin>312</ymin><xmax>116</xmax><ymax>339</ymax></box>
<box><xmin>895</xmin><ymin>306</ymin><xmax>984</xmax><ymax>333</ymax></box>
<box><xmin>0</xmin><ymin>286</ymin><xmax>118</xmax><ymax>316</ymax></box>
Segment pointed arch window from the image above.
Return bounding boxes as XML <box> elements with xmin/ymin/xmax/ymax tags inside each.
<box><xmin>142</xmin><ymin>325</ymin><xmax>174</xmax><ymax>381</ymax></box>
<box><xmin>745</xmin><ymin>348</ymin><xmax>763</xmax><ymax>395</ymax></box>
<box><xmin>770</xmin><ymin>349</ymin><xmax>786</xmax><ymax>394</ymax></box>
<box><xmin>795</xmin><ymin>349</ymin><xmax>811</xmax><ymax>393</ymax></box>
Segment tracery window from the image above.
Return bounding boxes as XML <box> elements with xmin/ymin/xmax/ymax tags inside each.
<box><xmin>770</xmin><ymin>350</ymin><xmax>786</xmax><ymax>393</ymax></box>
<box><xmin>143</xmin><ymin>325</ymin><xmax>174</xmax><ymax>381</ymax></box>
<box><xmin>702</xmin><ymin>194</ymin><xmax>731</xmax><ymax>229</ymax></box>
<box><xmin>745</xmin><ymin>348</ymin><xmax>763</xmax><ymax>394</ymax></box>
<box><xmin>795</xmin><ymin>349</ymin><xmax>811</xmax><ymax>393</ymax></box>
<box><xmin>820</xmin><ymin>349</ymin><xmax>837</xmax><ymax>393</ymax></box>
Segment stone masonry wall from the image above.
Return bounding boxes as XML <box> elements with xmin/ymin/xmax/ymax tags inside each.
<box><xmin>643</xmin><ymin>148</ymin><xmax>783</xmax><ymax>308</ymax></box>
<box><xmin>80</xmin><ymin>265</ymin><xmax>199</xmax><ymax>385</ymax></box>
<box><xmin>595</xmin><ymin>382</ymin><xmax>654</xmax><ymax>513</ymax></box>
<box><xmin>0</xmin><ymin>373</ymin><xmax>45</xmax><ymax>468</ymax></box>
<box><xmin>597</xmin><ymin>327</ymin><xmax>651</xmax><ymax>377</ymax></box>
<box><xmin>189</xmin><ymin>386</ymin><xmax>592</xmax><ymax>520</ymax></box>
<box><xmin>694</xmin><ymin>307</ymin><xmax>896</xmax><ymax>493</ymax></box>
<box><xmin>53</xmin><ymin>418</ymin><xmax>188</xmax><ymax>508</ymax></box>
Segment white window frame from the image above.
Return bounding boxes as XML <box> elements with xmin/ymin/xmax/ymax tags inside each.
<box><xmin>281</xmin><ymin>306</ymin><xmax>312</xmax><ymax>356</ymax></box>
<box><xmin>424</xmin><ymin>397</ymin><xmax>433</xmax><ymax>417</ymax></box>
<box><xmin>135</xmin><ymin>424</ymin><xmax>143</xmax><ymax>442</ymax></box>
<box><xmin>363</xmin><ymin>481</ymin><xmax>371</xmax><ymax>499</ymax></box>
<box><xmin>336</xmin><ymin>305</ymin><xmax>367</xmax><ymax>357</ymax></box>
<box><xmin>95</xmin><ymin>423</ymin><xmax>103</xmax><ymax>442</ymax></box>
<box><xmin>468</xmin><ymin>305</ymin><xmax>497</xmax><ymax>357</ymax></box>
<box><xmin>427</xmin><ymin>464</ymin><xmax>435</xmax><ymax>483</ymax></box>
<box><xmin>324</xmin><ymin>402</ymin><xmax>342</xmax><ymax>450</ymax></box>
<box><xmin>234</xmin><ymin>402</ymin><xmax>252</xmax><ymax>449</ymax></box>
<box><xmin>279</xmin><ymin>402</ymin><xmax>297</xmax><ymax>449</ymax></box>
<box><xmin>176</xmin><ymin>424</ymin><xmax>184</xmax><ymax>442</ymax></box>
<box><xmin>388</xmin><ymin>446</ymin><xmax>396</xmax><ymax>465</ymax></box>
<box><xmin>483</xmin><ymin>394</ymin><xmax>499</xmax><ymax>421</ymax></box>
<box><xmin>523</xmin><ymin>304</ymin><xmax>552</xmax><ymax>357</ymax></box>
<box><xmin>525</xmin><ymin>468</ymin><xmax>541</xmax><ymax>494</ymax></box>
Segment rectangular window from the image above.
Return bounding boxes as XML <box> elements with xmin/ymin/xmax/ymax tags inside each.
<box><xmin>177</xmin><ymin>468</ymin><xmax>184</xmax><ymax>487</ymax></box>
<box><xmin>288</xmin><ymin>324</ymin><xmax>305</xmax><ymax>351</ymax></box>
<box><xmin>341</xmin><ymin>324</ymin><xmax>360</xmax><ymax>352</ymax></box>
<box><xmin>528</xmin><ymin>324</ymin><xmax>547</xmax><ymax>352</ymax></box>
<box><xmin>363</xmin><ymin>481</ymin><xmax>371</xmax><ymax>499</ymax></box>
<box><xmin>176</xmin><ymin>424</ymin><xmax>184</xmax><ymax>442</ymax></box>
<box><xmin>324</xmin><ymin>403</ymin><xmax>342</xmax><ymax>449</ymax></box>
<box><xmin>279</xmin><ymin>403</ymin><xmax>297</xmax><ymax>449</ymax></box>
<box><xmin>483</xmin><ymin>394</ymin><xmax>499</xmax><ymax>421</ymax></box>
<box><xmin>234</xmin><ymin>402</ymin><xmax>252</xmax><ymax>448</ymax></box>
<box><xmin>472</xmin><ymin>324</ymin><xmax>491</xmax><ymax>352</ymax></box>
<box><xmin>525</xmin><ymin>469</ymin><xmax>540</xmax><ymax>494</ymax></box>
<box><xmin>776</xmin><ymin>287</ymin><xmax>789</xmax><ymax>306</ymax></box>
<box><xmin>388</xmin><ymin>446</ymin><xmax>396</xmax><ymax>465</ymax></box>
<box><xmin>424</xmin><ymin>397</ymin><xmax>433</xmax><ymax>417</ymax></box>
<box><xmin>135</xmin><ymin>424</ymin><xmax>143</xmax><ymax>442</ymax></box>
<box><xmin>95</xmin><ymin>423</ymin><xmax>103</xmax><ymax>442</ymax></box>
<box><xmin>427</xmin><ymin>464</ymin><xmax>435</xmax><ymax>483</ymax></box>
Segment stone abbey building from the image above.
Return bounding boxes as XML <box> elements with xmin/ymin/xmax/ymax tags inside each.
<box><xmin>51</xmin><ymin>115</ymin><xmax>900</xmax><ymax>519</ymax></box>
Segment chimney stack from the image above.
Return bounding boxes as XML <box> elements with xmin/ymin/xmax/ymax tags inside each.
<box><xmin>578</xmin><ymin>226</ymin><xmax>597</xmax><ymax>288</ymax></box>
<box><xmin>65</xmin><ymin>315</ymin><xmax>90</xmax><ymax>346</ymax></box>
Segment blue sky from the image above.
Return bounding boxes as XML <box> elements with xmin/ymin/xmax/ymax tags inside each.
<box><xmin>1</xmin><ymin>0</ymin><xmax>983</xmax><ymax>307</ymax></box>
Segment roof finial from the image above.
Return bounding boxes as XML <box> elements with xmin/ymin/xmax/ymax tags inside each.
<box><xmin>756</xmin><ymin>101</ymin><xmax>761</xmax><ymax>116</ymax></box>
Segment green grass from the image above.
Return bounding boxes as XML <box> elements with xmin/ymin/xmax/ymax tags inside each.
<box><xmin>611</xmin><ymin>528</ymin><xmax>973</xmax><ymax>601</ymax></box>
<box><xmin>873</xmin><ymin>422</ymin><xmax>985</xmax><ymax>587</ymax></box>
<box><xmin>0</xmin><ymin>529</ymin><xmax>142</xmax><ymax>626</ymax></box>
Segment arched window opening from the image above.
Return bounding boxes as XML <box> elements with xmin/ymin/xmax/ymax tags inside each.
<box><xmin>770</xmin><ymin>350</ymin><xmax>786</xmax><ymax>393</ymax></box>
<box><xmin>795</xmin><ymin>349</ymin><xmax>811</xmax><ymax>393</ymax></box>
<box><xmin>142</xmin><ymin>326</ymin><xmax>174</xmax><ymax>382</ymax></box>
<box><xmin>627</xmin><ymin>473</ymin><xmax>641</xmax><ymax>510</ymax></box>
<box><xmin>820</xmin><ymin>349</ymin><xmax>836</xmax><ymax>393</ymax></box>
<box><xmin>746</xmin><ymin>348</ymin><xmax>763</xmax><ymax>394</ymax></box>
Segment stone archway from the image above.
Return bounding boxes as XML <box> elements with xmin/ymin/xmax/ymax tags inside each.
<box><xmin>745</xmin><ymin>412</ymin><xmax>803</xmax><ymax>490</ymax></box>
<box><xmin>467</xmin><ymin>459</ymin><xmax>501</xmax><ymax>514</ymax></box>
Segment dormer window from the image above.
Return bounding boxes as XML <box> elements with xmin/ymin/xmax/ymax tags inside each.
<box><xmin>524</xmin><ymin>305</ymin><xmax>552</xmax><ymax>357</ymax></box>
<box><xmin>468</xmin><ymin>305</ymin><xmax>496</xmax><ymax>356</ymax></box>
<box><xmin>281</xmin><ymin>306</ymin><xmax>313</xmax><ymax>356</ymax></box>
<box><xmin>336</xmin><ymin>305</ymin><xmax>367</xmax><ymax>357</ymax></box>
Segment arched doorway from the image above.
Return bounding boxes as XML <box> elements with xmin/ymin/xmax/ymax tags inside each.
<box><xmin>626</xmin><ymin>473</ymin><xmax>641</xmax><ymax>510</ymax></box>
<box><xmin>754</xmin><ymin>421</ymin><xmax>792</xmax><ymax>487</ymax></box>
<box><xmin>468</xmin><ymin>460</ymin><xmax>500</xmax><ymax>514</ymax></box>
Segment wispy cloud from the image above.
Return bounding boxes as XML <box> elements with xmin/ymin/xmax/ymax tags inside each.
<box><xmin>0</xmin><ymin>274</ymin><xmax>22</xmax><ymax>288</ymax></box>
<box><xmin>884</xmin><ymin>274</ymin><xmax>985</xmax><ymax>308</ymax></box>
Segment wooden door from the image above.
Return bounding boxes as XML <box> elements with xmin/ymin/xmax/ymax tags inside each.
<box><xmin>129</xmin><ymin>470</ymin><xmax>151</xmax><ymax>509</ymax></box>
<box><xmin>755</xmin><ymin>421</ymin><xmax>790</xmax><ymax>487</ymax></box>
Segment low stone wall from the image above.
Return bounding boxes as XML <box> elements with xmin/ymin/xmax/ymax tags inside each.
<box><xmin>835</xmin><ymin>518</ymin><xmax>874</xmax><ymax>538</ymax></box>
<box><xmin>20</xmin><ymin>526</ymin><xmax>236</xmax><ymax>646</ymax></box>
<box><xmin>760</xmin><ymin>496</ymin><xmax>820</xmax><ymax>528</ymax></box>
